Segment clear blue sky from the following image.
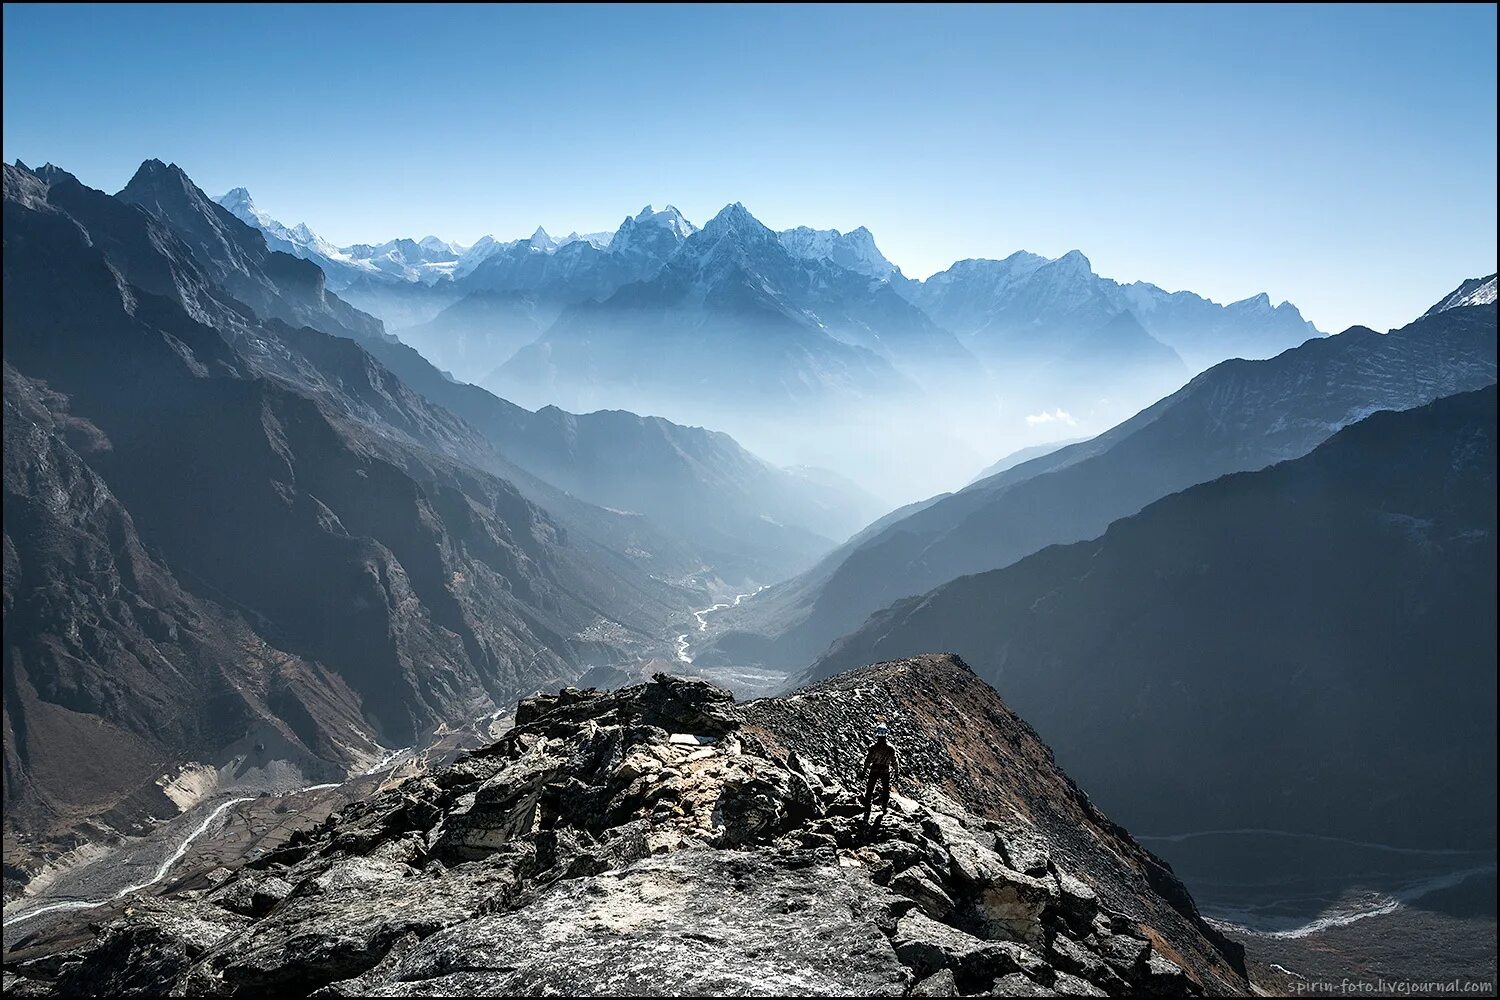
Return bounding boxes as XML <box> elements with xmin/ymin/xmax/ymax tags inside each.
<box><xmin>4</xmin><ymin>3</ymin><xmax>1495</xmax><ymax>332</ymax></box>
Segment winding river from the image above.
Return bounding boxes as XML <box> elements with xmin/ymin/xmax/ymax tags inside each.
<box><xmin>674</xmin><ymin>585</ymin><xmax>769</xmax><ymax>664</ymax></box>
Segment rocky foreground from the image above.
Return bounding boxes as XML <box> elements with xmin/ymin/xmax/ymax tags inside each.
<box><xmin>3</xmin><ymin>655</ymin><xmax>1249</xmax><ymax>996</ymax></box>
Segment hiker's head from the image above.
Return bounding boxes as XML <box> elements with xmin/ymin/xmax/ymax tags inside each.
<box><xmin>874</xmin><ymin>723</ymin><xmax>890</xmax><ymax>744</ymax></box>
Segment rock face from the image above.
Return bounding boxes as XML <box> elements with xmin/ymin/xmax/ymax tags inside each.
<box><xmin>4</xmin><ymin>657</ymin><xmax>1249</xmax><ymax>996</ymax></box>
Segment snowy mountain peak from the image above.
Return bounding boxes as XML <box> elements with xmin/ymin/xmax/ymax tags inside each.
<box><xmin>631</xmin><ymin>203</ymin><xmax>696</xmax><ymax>239</ymax></box>
<box><xmin>1423</xmin><ymin>273</ymin><xmax>1498</xmax><ymax>318</ymax></box>
<box><xmin>1054</xmin><ymin>249</ymin><xmax>1093</xmax><ymax>272</ymax></box>
<box><xmin>778</xmin><ymin>224</ymin><xmax>901</xmax><ymax>282</ymax></box>
<box><xmin>704</xmin><ymin>201</ymin><xmax>765</xmax><ymax>233</ymax></box>
<box><xmin>419</xmin><ymin>235</ymin><xmax>461</xmax><ymax>255</ymax></box>
<box><xmin>214</xmin><ymin>185</ymin><xmax>298</xmax><ymax>244</ymax></box>
<box><xmin>220</xmin><ymin>186</ymin><xmax>253</xmax><ymax>209</ymax></box>
<box><xmin>528</xmin><ymin>227</ymin><xmax>556</xmax><ymax>250</ymax></box>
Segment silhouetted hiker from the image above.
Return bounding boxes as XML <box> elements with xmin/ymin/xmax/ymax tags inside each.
<box><xmin>861</xmin><ymin>723</ymin><xmax>899</xmax><ymax>823</ymax></box>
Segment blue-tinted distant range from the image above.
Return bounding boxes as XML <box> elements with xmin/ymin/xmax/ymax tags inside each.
<box><xmin>205</xmin><ymin>182</ymin><xmax>1343</xmax><ymax>500</ymax></box>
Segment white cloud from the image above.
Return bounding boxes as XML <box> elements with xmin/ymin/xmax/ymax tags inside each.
<box><xmin>1025</xmin><ymin>408</ymin><xmax>1078</xmax><ymax>427</ymax></box>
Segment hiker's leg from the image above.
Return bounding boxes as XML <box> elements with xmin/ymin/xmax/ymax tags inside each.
<box><xmin>863</xmin><ymin>772</ymin><xmax>877</xmax><ymax>822</ymax></box>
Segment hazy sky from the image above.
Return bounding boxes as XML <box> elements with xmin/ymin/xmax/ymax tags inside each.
<box><xmin>4</xmin><ymin>3</ymin><xmax>1495</xmax><ymax>332</ymax></box>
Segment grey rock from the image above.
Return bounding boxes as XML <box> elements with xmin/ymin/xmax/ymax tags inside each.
<box><xmin>1096</xmin><ymin>931</ymin><xmax>1149</xmax><ymax>973</ymax></box>
<box><xmin>963</xmin><ymin>867</ymin><xmax>1055</xmax><ymax>945</ymax></box>
<box><xmin>891</xmin><ymin>910</ymin><xmax>1048</xmax><ymax>991</ymax></box>
<box><xmin>320</xmin><ymin>850</ymin><xmax>909</xmax><ymax>997</ymax></box>
<box><xmin>1050</xmin><ymin>970</ymin><xmax>1108</xmax><ymax>996</ymax></box>
<box><xmin>51</xmin><ymin>897</ymin><xmax>247</xmax><ymax>996</ymax></box>
<box><xmin>1053</xmin><ymin>871</ymin><xmax>1100</xmax><ymax>935</ymax></box>
<box><xmin>207</xmin><ymin>871</ymin><xmax>295</xmax><ymax>917</ymax></box>
<box><xmin>910</xmin><ymin>967</ymin><xmax>959</xmax><ymax>997</ymax></box>
<box><xmin>991</xmin><ymin>972</ymin><xmax>1060</xmax><ymax>996</ymax></box>
<box><xmin>887</xmin><ymin>863</ymin><xmax>957</xmax><ymax>920</ymax></box>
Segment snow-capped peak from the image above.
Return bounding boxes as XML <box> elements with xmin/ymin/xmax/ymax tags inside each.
<box><xmin>419</xmin><ymin>235</ymin><xmax>462</xmax><ymax>256</ymax></box>
<box><xmin>528</xmin><ymin>227</ymin><xmax>556</xmax><ymax>251</ymax></box>
<box><xmin>453</xmin><ymin>235</ymin><xmax>505</xmax><ymax>278</ymax></box>
<box><xmin>217</xmin><ymin>187</ymin><xmax>277</xmax><ymax>232</ymax></box>
<box><xmin>632</xmin><ymin>204</ymin><xmax>697</xmax><ymax>239</ymax></box>
<box><xmin>702</xmin><ymin>202</ymin><xmax>770</xmax><ymax>237</ymax></box>
<box><xmin>1423</xmin><ymin>273</ymin><xmax>1498</xmax><ymax>318</ymax></box>
<box><xmin>1052</xmin><ymin>249</ymin><xmax>1093</xmax><ymax>273</ymax></box>
<box><xmin>778</xmin><ymin>224</ymin><xmax>901</xmax><ymax>282</ymax></box>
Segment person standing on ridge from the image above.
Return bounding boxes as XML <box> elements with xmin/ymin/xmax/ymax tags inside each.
<box><xmin>861</xmin><ymin>723</ymin><xmax>899</xmax><ymax>823</ymax></box>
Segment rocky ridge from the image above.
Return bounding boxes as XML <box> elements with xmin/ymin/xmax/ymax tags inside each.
<box><xmin>3</xmin><ymin>656</ymin><xmax>1248</xmax><ymax>996</ymax></box>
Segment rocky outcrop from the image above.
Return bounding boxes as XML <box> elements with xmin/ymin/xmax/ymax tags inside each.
<box><xmin>4</xmin><ymin>657</ymin><xmax>1249</xmax><ymax>996</ymax></box>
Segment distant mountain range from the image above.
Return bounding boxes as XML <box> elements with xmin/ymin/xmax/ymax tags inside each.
<box><xmin>701</xmin><ymin>295</ymin><xmax>1497</xmax><ymax>671</ymax></box>
<box><xmin>214</xmin><ymin>187</ymin><xmax>1327</xmax><ymax>446</ymax></box>
<box><xmin>487</xmin><ymin>202</ymin><xmax>978</xmax><ymax>418</ymax></box>
<box><xmin>810</xmin><ymin>385</ymin><xmax>1498</xmax><ymax>850</ymax></box>
<box><xmin>901</xmin><ymin>250</ymin><xmax>1318</xmax><ymax>373</ymax></box>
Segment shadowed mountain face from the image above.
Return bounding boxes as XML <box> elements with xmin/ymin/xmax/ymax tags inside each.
<box><xmin>343</xmin><ymin>333</ymin><xmax>881</xmax><ymax>585</ymax></box>
<box><xmin>1</xmin><ymin>162</ymin><xmax>690</xmax><ymax>876</ymax></box>
<box><xmin>3</xmin><ymin>658</ymin><xmax>1251</xmax><ymax>996</ymax></box>
<box><xmin>117</xmin><ymin>161</ymin><xmax>384</xmax><ymax>344</ymax></box>
<box><xmin>810</xmin><ymin>388</ymin><xmax>1499</xmax><ymax>850</ymax></box>
<box><xmin>704</xmin><ymin>304</ymin><xmax>1498</xmax><ymax>671</ymax></box>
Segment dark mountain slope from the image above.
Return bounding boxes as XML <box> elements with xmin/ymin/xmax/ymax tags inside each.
<box><xmin>1</xmin><ymin>163</ymin><xmax>676</xmax><ymax>881</ymax></box>
<box><xmin>117</xmin><ymin>160</ymin><xmax>383</xmax><ymax>343</ymax></box>
<box><xmin>709</xmin><ymin>305</ymin><xmax>1498</xmax><ymax>670</ymax></box>
<box><xmin>353</xmin><ymin>335</ymin><xmax>879</xmax><ymax>583</ymax></box>
<box><xmin>3</xmin><ymin>365</ymin><xmax>365</xmax><ymax>849</ymax></box>
<box><xmin>812</xmin><ymin>388</ymin><xmax>1499</xmax><ymax>848</ymax></box>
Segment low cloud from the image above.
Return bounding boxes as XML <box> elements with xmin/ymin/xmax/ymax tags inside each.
<box><xmin>1025</xmin><ymin>408</ymin><xmax>1079</xmax><ymax>427</ymax></box>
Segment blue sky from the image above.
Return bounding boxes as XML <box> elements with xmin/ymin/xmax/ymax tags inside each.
<box><xmin>4</xmin><ymin>3</ymin><xmax>1495</xmax><ymax>332</ymax></box>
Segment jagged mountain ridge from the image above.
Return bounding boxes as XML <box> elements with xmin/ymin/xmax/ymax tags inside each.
<box><xmin>810</xmin><ymin>388</ymin><xmax>1498</xmax><ymax>850</ymax></box>
<box><xmin>701</xmin><ymin>303</ymin><xmax>1498</xmax><ymax>671</ymax></box>
<box><xmin>3</xmin><ymin>657</ymin><xmax>1250</xmax><ymax>996</ymax></box>
<box><xmin>220</xmin><ymin>187</ymin><xmax>1320</xmax><ymax>430</ymax></box>
<box><xmin>488</xmin><ymin>202</ymin><xmax>978</xmax><ymax>416</ymax></box>
<box><xmin>904</xmin><ymin>251</ymin><xmax>1321</xmax><ymax>373</ymax></box>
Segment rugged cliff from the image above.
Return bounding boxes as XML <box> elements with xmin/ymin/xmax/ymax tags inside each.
<box><xmin>4</xmin><ymin>656</ymin><xmax>1248</xmax><ymax>996</ymax></box>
